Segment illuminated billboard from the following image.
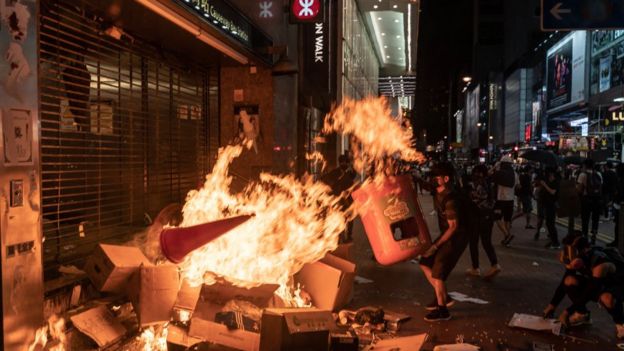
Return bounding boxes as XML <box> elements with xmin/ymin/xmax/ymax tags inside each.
<box><xmin>546</xmin><ymin>31</ymin><xmax>587</xmax><ymax>112</ymax></box>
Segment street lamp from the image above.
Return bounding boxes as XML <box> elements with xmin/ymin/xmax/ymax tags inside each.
<box><xmin>462</xmin><ymin>76</ymin><xmax>472</xmax><ymax>83</ymax></box>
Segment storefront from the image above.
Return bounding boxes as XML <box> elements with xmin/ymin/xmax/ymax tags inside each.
<box><xmin>1</xmin><ymin>0</ymin><xmax>272</xmax><ymax>348</ymax></box>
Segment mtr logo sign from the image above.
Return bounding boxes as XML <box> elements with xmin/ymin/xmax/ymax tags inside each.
<box><xmin>291</xmin><ymin>0</ymin><xmax>323</xmax><ymax>22</ymax></box>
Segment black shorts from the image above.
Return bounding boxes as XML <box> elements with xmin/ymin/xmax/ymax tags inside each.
<box><xmin>420</xmin><ymin>239</ymin><xmax>468</xmax><ymax>281</ymax></box>
<box><xmin>520</xmin><ymin>195</ymin><xmax>533</xmax><ymax>214</ymax></box>
<box><xmin>495</xmin><ymin>200</ymin><xmax>514</xmax><ymax>222</ymax></box>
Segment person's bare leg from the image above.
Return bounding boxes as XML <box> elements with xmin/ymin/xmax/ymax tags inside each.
<box><xmin>433</xmin><ymin>279</ymin><xmax>447</xmax><ymax>306</ymax></box>
<box><xmin>420</xmin><ymin>265</ymin><xmax>435</xmax><ymax>286</ymax></box>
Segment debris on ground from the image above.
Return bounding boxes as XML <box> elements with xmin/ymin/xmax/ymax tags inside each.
<box><xmin>355</xmin><ymin>275</ymin><xmax>375</xmax><ymax>284</ymax></box>
<box><xmin>432</xmin><ymin>343</ymin><xmax>480</xmax><ymax>350</ymax></box>
<box><xmin>508</xmin><ymin>313</ymin><xmax>561</xmax><ymax>335</ymax></box>
<box><xmin>448</xmin><ymin>292</ymin><xmax>489</xmax><ymax>305</ymax></box>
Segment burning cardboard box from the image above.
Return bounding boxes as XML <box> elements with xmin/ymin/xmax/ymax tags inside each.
<box><xmin>189</xmin><ymin>282</ymin><xmax>278</xmax><ymax>351</ymax></box>
<box><xmin>259</xmin><ymin>308</ymin><xmax>336</xmax><ymax>351</ymax></box>
<box><xmin>295</xmin><ymin>252</ymin><xmax>356</xmax><ymax>311</ymax></box>
<box><xmin>128</xmin><ymin>263</ymin><xmax>181</xmax><ymax>327</ymax></box>
<box><xmin>84</xmin><ymin>244</ymin><xmax>151</xmax><ymax>293</ymax></box>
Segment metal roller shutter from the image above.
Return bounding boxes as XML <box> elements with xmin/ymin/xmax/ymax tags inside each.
<box><xmin>39</xmin><ymin>0</ymin><xmax>220</xmax><ymax>279</ymax></box>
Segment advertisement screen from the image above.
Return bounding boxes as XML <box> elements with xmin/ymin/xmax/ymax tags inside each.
<box><xmin>465</xmin><ymin>86</ymin><xmax>480</xmax><ymax>149</ymax></box>
<box><xmin>546</xmin><ymin>32</ymin><xmax>587</xmax><ymax>112</ymax></box>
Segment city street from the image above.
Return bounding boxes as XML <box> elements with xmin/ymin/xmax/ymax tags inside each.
<box><xmin>346</xmin><ymin>193</ymin><xmax>620</xmax><ymax>350</ymax></box>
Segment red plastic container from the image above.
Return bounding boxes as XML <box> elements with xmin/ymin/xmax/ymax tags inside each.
<box><xmin>352</xmin><ymin>175</ymin><xmax>431</xmax><ymax>265</ymax></box>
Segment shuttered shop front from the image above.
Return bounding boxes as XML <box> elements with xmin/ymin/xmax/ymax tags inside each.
<box><xmin>39</xmin><ymin>0</ymin><xmax>220</xmax><ymax>279</ymax></box>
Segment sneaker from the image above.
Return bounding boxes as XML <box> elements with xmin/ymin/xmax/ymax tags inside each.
<box><xmin>569</xmin><ymin>312</ymin><xmax>592</xmax><ymax>327</ymax></box>
<box><xmin>425</xmin><ymin>296</ymin><xmax>455</xmax><ymax>310</ymax></box>
<box><xmin>465</xmin><ymin>268</ymin><xmax>481</xmax><ymax>277</ymax></box>
<box><xmin>424</xmin><ymin>307</ymin><xmax>451</xmax><ymax>322</ymax></box>
<box><xmin>483</xmin><ymin>264</ymin><xmax>502</xmax><ymax>281</ymax></box>
<box><xmin>501</xmin><ymin>235</ymin><xmax>515</xmax><ymax>247</ymax></box>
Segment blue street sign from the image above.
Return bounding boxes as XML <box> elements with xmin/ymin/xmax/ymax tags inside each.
<box><xmin>542</xmin><ymin>0</ymin><xmax>624</xmax><ymax>31</ymax></box>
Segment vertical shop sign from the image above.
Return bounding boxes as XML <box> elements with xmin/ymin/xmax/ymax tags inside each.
<box><xmin>301</xmin><ymin>0</ymin><xmax>331</xmax><ymax>109</ymax></box>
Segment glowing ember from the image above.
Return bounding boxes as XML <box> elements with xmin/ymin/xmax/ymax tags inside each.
<box><xmin>137</xmin><ymin>325</ymin><xmax>168</xmax><ymax>351</ymax></box>
<box><xmin>28</xmin><ymin>315</ymin><xmax>66</xmax><ymax>351</ymax></box>
<box><xmin>323</xmin><ymin>96</ymin><xmax>424</xmax><ymax>179</ymax></box>
<box><xmin>175</xmin><ymin>145</ymin><xmax>348</xmax><ymax>301</ymax></box>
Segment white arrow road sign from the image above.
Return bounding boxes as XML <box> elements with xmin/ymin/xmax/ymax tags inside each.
<box><xmin>550</xmin><ymin>2</ymin><xmax>571</xmax><ymax>20</ymax></box>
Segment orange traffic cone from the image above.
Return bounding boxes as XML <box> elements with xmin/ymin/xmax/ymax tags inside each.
<box><xmin>160</xmin><ymin>214</ymin><xmax>253</xmax><ymax>263</ymax></box>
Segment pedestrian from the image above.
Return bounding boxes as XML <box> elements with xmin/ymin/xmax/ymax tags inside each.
<box><xmin>419</xmin><ymin>162</ymin><xmax>473</xmax><ymax>321</ymax></box>
<box><xmin>538</xmin><ymin>167</ymin><xmax>561</xmax><ymax>249</ymax></box>
<box><xmin>491</xmin><ymin>155</ymin><xmax>518</xmax><ymax>246</ymax></box>
<box><xmin>466</xmin><ymin>164</ymin><xmax>501</xmax><ymax>280</ymax></box>
<box><xmin>512</xmin><ymin>166</ymin><xmax>534</xmax><ymax>229</ymax></box>
<box><xmin>532</xmin><ymin>168</ymin><xmax>546</xmax><ymax>240</ymax></box>
<box><xmin>577</xmin><ymin>159</ymin><xmax>603</xmax><ymax>244</ymax></box>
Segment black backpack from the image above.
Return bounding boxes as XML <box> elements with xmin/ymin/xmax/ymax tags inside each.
<box><xmin>585</xmin><ymin>172</ymin><xmax>602</xmax><ymax>197</ymax></box>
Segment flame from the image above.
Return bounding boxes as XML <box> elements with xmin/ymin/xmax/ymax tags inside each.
<box><xmin>305</xmin><ymin>151</ymin><xmax>327</xmax><ymax>172</ymax></box>
<box><xmin>176</xmin><ymin>145</ymin><xmax>348</xmax><ymax>301</ymax></box>
<box><xmin>137</xmin><ymin>325</ymin><xmax>168</xmax><ymax>351</ymax></box>
<box><xmin>323</xmin><ymin>96</ymin><xmax>424</xmax><ymax>180</ymax></box>
<box><xmin>29</xmin><ymin>315</ymin><xmax>66</xmax><ymax>351</ymax></box>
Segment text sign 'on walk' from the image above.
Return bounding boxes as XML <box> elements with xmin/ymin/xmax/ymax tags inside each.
<box><xmin>542</xmin><ymin>0</ymin><xmax>624</xmax><ymax>31</ymax></box>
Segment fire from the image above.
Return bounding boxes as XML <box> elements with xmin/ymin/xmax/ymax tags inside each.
<box><xmin>177</xmin><ymin>145</ymin><xmax>349</xmax><ymax>300</ymax></box>
<box><xmin>137</xmin><ymin>325</ymin><xmax>168</xmax><ymax>351</ymax></box>
<box><xmin>323</xmin><ymin>96</ymin><xmax>424</xmax><ymax>180</ymax></box>
<box><xmin>28</xmin><ymin>315</ymin><xmax>66</xmax><ymax>351</ymax></box>
<box><xmin>305</xmin><ymin>151</ymin><xmax>327</xmax><ymax>172</ymax></box>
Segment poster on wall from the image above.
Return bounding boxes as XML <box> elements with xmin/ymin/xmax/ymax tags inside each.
<box><xmin>599</xmin><ymin>56</ymin><xmax>612</xmax><ymax>93</ymax></box>
<box><xmin>2</xmin><ymin>109</ymin><xmax>33</xmax><ymax>166</ymax></box>
<box><xmin>234</xmin><ymin>105</ymin><xmax>261</xmax><ymax>153</ymax></box>
<box><xmin>546</xmin><ymin>32</ymin><xmax>587</xmax><ymax>112</ymax></box>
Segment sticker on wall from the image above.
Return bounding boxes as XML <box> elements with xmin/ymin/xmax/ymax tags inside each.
<box><xmin>2</xmin><ymin>108</ymin><xmax>33</xmax><ymax>166</ymax></box>
<box><xmin>234</xmin><ymin>105</ymin><xmax>261</xmax><ymax>154</ymax></box>
<box><xmin>10</xmin><ymin>179</ymin><xmax>23</xmax><ymax>207</ymax></box>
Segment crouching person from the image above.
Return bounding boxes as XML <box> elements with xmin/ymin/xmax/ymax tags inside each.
<box><xmin>543</xmin><ymin>233</ymin><xmax>624</xmax><ymax>344</ymax></box>
<box><xmin>419</xmin><ymin>162</ymin><xmax>473</xmax><ymax>322</ymax></box>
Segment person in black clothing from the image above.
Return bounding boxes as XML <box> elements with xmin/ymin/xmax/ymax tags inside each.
<box><xmin>544</xmin><ymin>233</ymin><xmax>624</xmax><ymax>343</ymax></box>
<box><xmin>577</xmin><ymin>159</ymin><xmax>603</xmax><ymax>244</ymax></box>
<box><xmin>537</xmin><ymin>167</ymin><xmax>560</xmax><ymax>249</ymax></box>
<box><xmin>513</xmin><ymin>166</ymin><xmax>535</xmax><ymax>229</ymax></box>
<box><xmin>419</xmin><ymin>162</ymin><xmax>472</xmax><ymax>322</ymax></box>
<box><xmin>466</xmin><ymin>165</ymin><xmax>501</xmax><ymax>280</ymax></box>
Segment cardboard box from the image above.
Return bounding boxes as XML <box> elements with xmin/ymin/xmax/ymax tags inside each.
<box><xmin>172</xmin><ymin>279</ymin><xmax>202</xmax><ymax>322</ymax></box>
<box><xmin>295</xmin><ymin>253</ymin><xmax>356</xmax><ymax>311</ymax></box>
<box><xmin>189</xmin><ymin>282</ymin><xmax>278</xmax><ymax>351</ymax></box>
<box><xmin>259</xmin><ymin>308</ymin><xmax>336</xmax><ymax>351</ymax></box>
<box><xmin>128</xmin><ymin>264</ymin><xmax>180</xmax><ymax>327</ymax></box>
<box><xmin>84</xmin><ymin>244</ymin><xmax>151</xmax><ymax>293</ymax></box>
<box><xmin>329</xmin><ymin>330</ymin><xmax>358</xmax><ymax>351</ymax></box>
<box><xmin>373</xmin><ymin>334</ymin><xmax>428</xmax><ymax>351</ymax></box>
<box><xmin>167</xmin><ymin>324</ymin><xmax>203</xmax><ymax>349</ymax></box>
<box><xmin>70</xmin><ymin>305</ymin><xmax>127</xmax><ymax>348</ymax></box>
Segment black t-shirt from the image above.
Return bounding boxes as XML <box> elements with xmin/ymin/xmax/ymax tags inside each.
<box><xmin>518</xmin><ymin>173</ymin><xmax>532</xmax><ymax>196</ymax></box>
<box><xmin>542</xmin><ymin>178</ymin><xmax>559</xmax><ymax>204</ymax></box>
<box><xmin>434</xmin><ymin>188</ymin><xmax>470</xmax><ymax>246</ymax></box>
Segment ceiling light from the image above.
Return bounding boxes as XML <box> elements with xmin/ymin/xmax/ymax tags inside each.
<box><xmin>373</xmin><ymin>4</ymin><xmax>378</xmax><ymax>9</ymax></box>
<box><xmin>394</xmin><ymin>19</ymin><xmax>399</xmax><ymax>23</ymax></box>
<box><xmin>614</xmin><ymin>97</ymin><xmax>624</xmax><ymax>102</ymax></box>
<box><xmin>378</xmin><ymin>17</ymin><xmax>382</xmax><ymax>20</ymax></box>
<box><xmin>386</xmin><ymin>55</ymin><xmax>390</xmax><ymax>58</ymax></box>
<box><xmin>398</xmin><ymin>47</ymin><xmax>402</xmax><ymax>50</ymax></box>
<box><xmin>381</xmin><ymin>32</ymin><xmax>386</xmax><ymax>36</ymax></box>
<box><xmin>396</xmin><ymin>35</ymin><xmax>401</xmax><ymax>38</ymax></box>
<box><xmin>384</xmin><ymin>45</ymin><xmax>388</xmax><ymax>48</ymax></box>
<box><xmin>393</xmin><ymin>4</ymin><xmax>398</xmax><ymax>8</ymax></box>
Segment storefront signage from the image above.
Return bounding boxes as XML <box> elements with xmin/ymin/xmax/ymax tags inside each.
<box><xmin>290</xmin><ymin>0</ymin><xmax>324</xmax><ymax>23</ymax></box>
<box><xmin>177</xmin><ymin>0</ymin><xmax>273</xmax><ymax>61</ymax></box>
<box><xmin>612</xmin><ymin>111</ymin><xmax>624</xmax><ymax>122</ymax></box>
<box><xmin>546</xmin><ymin>31</ymin><xmax>587</xmax><ymax>112</ymax></box>
<box><xmin>301</xmin><ymin>0</ymin><xmax>331</xmax><ymax>109</ymax></box>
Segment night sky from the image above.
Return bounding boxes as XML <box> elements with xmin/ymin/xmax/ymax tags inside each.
<box><xmin>415</xmin><ymin>0</ymin><xmax>474</xmax><ymax>145</ymax></box>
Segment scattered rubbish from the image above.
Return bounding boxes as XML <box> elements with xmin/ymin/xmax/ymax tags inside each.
<box><xmin>559</xmin><ymin>332</ymin><xmax>599</xmax><ymax>344</ymax></box>
<box><xmin>532</xmin><ymin>341</ymin><xmax>554</xmax><ymax>351</ymax></box>
<box><xmin>329</xmin><ymin>330</ymin><xmax>359</xmax><ymax>351</ymax></box>
<box><xmin>367</xmin><ymin>333</ymin><xmax>428</xmax><ymax>350</ymax></box>
<box><xmin>70</xmin><ymin>305</ymin><xmax>126</xmax><ymax>348</ymax></box>
<box><xmin>128</xmin><ymin>263</ymin><xmax>180</xmax><ymax>327</ymax></box>
<box><xmin>260</xmin><ymin>308</ymin><xmax>335</xmax><ymax>351</ymax></box>
<box><xmin>433</xmin><ymin>343</ymin><xmax>480</xmax><ymax>351</ymax></box>
<box><xmin>508</xmin><ymin>313</ymin><xmax>561</xmax><ymax>335</ymax></box>
<box><xmin>448</xmin><ymin>292</ymin><xmax>489</xmax><ymax>305</ymax></box>
<box><xmin>167</xmin><ymin>324</ymin><xmax>203</xmax><ymax>349</ymax></box>
<box><xmin>296</xmin><ymin>251</ymin><xmax>356</xmax><ymax>310</ymax></box>
<box><xmin>58</xmin><ymin>265</ymin><xmax>86</xmax><ymax>275</ymax></box>
<box><xmin>83</xmin><ymin>243</ymin><xmax>150</xmax><ymax>293</ymax></box>
<box><xmin>410</xmin><ymin>259</ymin><xmax>420</xmax><ymax>264</ymax></box>
<box><xmin>532</xmin><ymin>262</ymin><xmax>540</xmax><ymax>267</ymax></box>
<box><xmin>355</xmin><ymin>276</ymin><xmax>374</xmax><ymax>284</ymax></box>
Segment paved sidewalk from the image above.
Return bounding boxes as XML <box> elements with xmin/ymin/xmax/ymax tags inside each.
<box><xmin>347</xmin><ymin>193</ymin><xmax>621</xmax><ymax>351</ymax></box>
